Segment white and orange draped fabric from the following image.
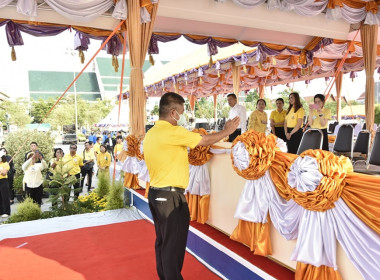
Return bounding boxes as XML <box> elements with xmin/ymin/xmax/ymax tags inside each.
<box><xmin>117</xmin><ymin>135</ymin><xmax>143</xmax><ymax>190</ymax></box>
<box><xmin>230</xmin><ymin>130</ymin><xmax>380</xmax><ymax>280</ymax></box>
<box><xmin>185</xmin><ymin>128</ymin><xmax>213</xmax><ymax>224</ymax></box>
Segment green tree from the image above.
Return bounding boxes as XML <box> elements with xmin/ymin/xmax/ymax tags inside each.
<box><xmin>194</xmin><ymin>97</ymin><xmax>214</xmax><ymax>122</ymax></box>
<box><xmin>151</xmin><ymin>105</ymin><xmax>159</xmax><ymax>116</ymax></box>
<box><xmin>30</xmin><ymin>98</ymin><xmax>55</xmax><ymax>123</ymax></box>
<box><xmin>0</xmin><ymin>98</ymin><xmax>32</xmax><ymax>128</ymax></box>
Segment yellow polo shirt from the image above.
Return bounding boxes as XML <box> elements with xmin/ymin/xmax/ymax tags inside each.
<box><xmin>62</xmin><ymin>154</ymin><xmax>83</xmax><ymax>175</ymax></box>
<box><xmin>143</xmin><ymin>120</ymin><xmax>202</xmax><ymax>189</ymax></box>
<box><xmin>285</xmin><ymin>107</ymin><xmax>305</xmax><ymax>128</ymax></box>
<box><xmin>114</xmin><ymin>143</ymin><xmax>123</xmax><ymax>155</ymax></box>
<box><xmin>97</xmin><ymin>152</ymin><xmax>111</xmax><ymax>169</ymax></box>
<box><xmin>83</xmin><ymin>149</ymin><xmax>96</xmax><ymax>162</ymax></box>
<box><xmin>93</xmin><ymin>143</ymin><xmax>101</xmax><ymax>155</ymax></box>
<box><xmin>0</xmin><ymin>162</ymin><xmax>10</xmax><ymax>179</ymax></box>
<box><xmin>248</xmin><ymin>110</ymin><xmax>268</xmax><ymax>133</ymax></box>
<box><xmin>270</xmin><ymin>109</ymin><xmax>286</xmax><ymax>127</ymax></box>
<box><xmin>310</xmin><ymin>108</ymin><xmax>331</xmax><ymax>129</ymax></box>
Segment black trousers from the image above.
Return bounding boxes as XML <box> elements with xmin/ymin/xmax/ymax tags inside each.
<box><xmin>229</xmin><ymin>128</ymin><xmax>242</xmax><ymax>142</ymax></box>
<box><xmin>72</xmin><ymin>173</ymin><xmax>81</xmax><ymax>199</ymax></box>
<box><xmin>321</xmin><ymin>128</ymin><xmax>329</xmax><ymax>151</ymax></box>
<box><xmin>8</xmin><ymin>175</ymin><xmax>14</xmax><ymax>200</ymax></box>
<box><xmin>148</xmin><ymin>188</ymin><xmax>190</xmax><ymax>280</ymax></box>
<box><xmin>286</xmin><ymin>127</ymin><xmax>303</xmax><ymax>154</ymax></box>
<box><xmin>0</xmin><ymin>178</ymin><xmax>10</xmax><ymax>215</ymax></box>
<box><xmin>25</xmin><ymin>184</ymin><xmax>43</xmax><ymax>206</ymax></box>
<box><xmin>274</xmin><ymin>127</ymin><xmax>287</xmax><ymax>143</ymax></box>
<box><xmin>81</xmin><ymin>167</ymin><xmax>93</xmax><ymax>192</ymax></box>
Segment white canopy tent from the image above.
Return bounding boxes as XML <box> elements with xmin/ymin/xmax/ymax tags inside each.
<box><xmin>95</xmin><ymin>100</ymin><xmax>129</xmax><ymax>131</ymax></box>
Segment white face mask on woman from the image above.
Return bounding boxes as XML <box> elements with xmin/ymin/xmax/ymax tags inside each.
<box><xmin>173</xmin><ymin>110</ymin><xmax>187</xmax><ymax>126</ymax></box>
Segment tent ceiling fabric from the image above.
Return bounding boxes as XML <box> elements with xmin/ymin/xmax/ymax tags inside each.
<box><xmin>143</xmin><ymin>39</ymin><xmax>380</xmax><ymax>98</ymax></box>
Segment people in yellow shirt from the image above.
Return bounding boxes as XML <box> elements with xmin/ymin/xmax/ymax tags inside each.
<box><xmin>113</xmin><ymin>136</ymin><xmax>123</xmax><ymax>159</ymax></box>
<box><xmin>284</xmin><ymin>92</ymin><xmax>305</xmax><ymax>154</ymax></box>
<box><xmin>81</xmin><ymin>141</ymin><xmax>96</xmax><ymax>192</ymax></box>
<box><xmin>62</xmin><ymin>144</ymin><xmax>83</xmax><ymax>199</ymax></box>
<box><xmin>144</xmin><ymin>92</ymin><xmax>240</xmax><ymax>279</ymax></box>
<box><xmin>93</xmin><ymin>137</ymin><xmax>102</xmax><ymax>157</ymax></box>
<box><xmin>308</xmin><ymin>94</ymin><xmax>331</xmax><ymax>151</ymax></box>
<box><xmin>97</xmin><ymin>145</ymin><xmax>111</xmax><ymax>176</ymax></box>
<box><xmin>270</xmin><ymin>98</ymin><xmax>287</xmax><ymax>142</ymax></box>
<box><xmin>0</xmin><ymin>151</ymin><xmax>10</xmax><ymax>217</ymax></box>
<box><xmin>248</xmin><ymin>99</ymin><xmax>268</xmax><ymax>133</ymax></box>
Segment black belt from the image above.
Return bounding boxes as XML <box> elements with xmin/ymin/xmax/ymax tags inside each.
<box><xmin>150</xmin><ymin>186</ymin><xmax>185</xmax><ymax>193</ymax></box>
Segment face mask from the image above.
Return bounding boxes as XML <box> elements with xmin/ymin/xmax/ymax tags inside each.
<box><xmin>173</xmin><ymin>110</ymin><xmax>187</xmax><ymax>126</ymax></box>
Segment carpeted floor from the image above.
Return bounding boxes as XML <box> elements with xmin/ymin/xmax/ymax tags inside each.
<box><xmin>0</xmin><ymin>220</ymin><xmax>221</xmax><ymax>280</ymax></box>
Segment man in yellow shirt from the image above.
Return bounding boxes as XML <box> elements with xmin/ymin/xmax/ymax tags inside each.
<box><xmin>93</xmin><ymin>137</ymin><xmax>102</xmax><ymax>157</ymax></box>
<box><xmin>0</xmin><ymin>150</ymin><xmax>10</xmax><ymax>217</ymax></box>
<box><xmin>144</xmin><ymin>92</ymin><xmax>239</xmax><ymax>280</ymax></box>
<box><xmin>113</xmin><ymin>135</ymin><xmax>123</xmax><ymax>180</ymax></box>
<box><xmin>81</xmin><ymin>141</ymin><xmax>96</xmax><ymax>193</ymax></box>
<box><xmin>63</xmin><ymin>144</ymin><xmax>83</xmax><ymax>199</ymax></box>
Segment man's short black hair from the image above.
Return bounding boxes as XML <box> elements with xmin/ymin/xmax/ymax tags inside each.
<box><xmin>276</xmin><ymin>98</ymin><xmax>284</xmax><ymax>104</ymax></box>
<box><xmin>116</xmin><ymin>135</ymin><xmax>123</xmax><ymax>140</ymax></box>
<box><xmin>227</xmin><ymin>93</ymin><xmax>237</xmax><ymax>99</ymax></box>
<box><xmin>159</xmin><ymin>92</ymin><xmax>185</xmax><ymax>117</ymax></box>
<box><xmin>85</xmin><ymin>141</ymin><xmax>90</xmax><ymax>145</ymax></box>
<box><xmin>89</xmin><ymin>141</ymin><xmax>93</xmax><ymax>145</ymax></box>
<box><xmin>70</xmin><ymin>143</ymin><xmax>77</xmax><ymax>149</ymax></box>
<box><xmin>30</xmin><ymin>141</ymin><xmax>38</xmax><ymax>146</ymax></box>
<box><xmin>96</xmin><ymin>137</ymin><xmax>102</xmax><ymax>141</ymax></box>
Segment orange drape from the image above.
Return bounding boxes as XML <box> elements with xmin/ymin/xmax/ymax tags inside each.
<box><xmin>258</xmin><ymin>84</ymin><xmax>265</xmax><ymax>99</ymax></box>
<box><xmin>230</xmin><ymin>219</ymin><xmax>272</xmax><ymax>256</ymax></box>
<box><xmin>123</xmin><ymin>173</ymin><xmax>140</xmax><ymax>189</ymax></box>
<box><xmin>186</xmin><ymin>194</ymin><xmax>210</xmax><ymax>224</ymax></box>
<box><xmin>213</xmin><ymin>94</ymin><xmax>217</xmax><ymax>120</ymax></box>
<box><xmin>189</xmin><ymin>95</ymin><xmax>196</xmax><ymax>111</ymax></box>
<box><xmin>335</xmin><ymin>72</ymin><xmax>343</xmax><ymax>122</ymax></box>
<box><xmin>127</xmin><ymin>0</ymin><xmax>158</xmax><ymax>137</ymax></box>
<box><xmin>232</xmin><ymin>64</ymin><xmax>241</xmax><ymax>98</ymax></box>
<box><xmin>296</xmin><ymin>262</ymin><xmax>342</xmax><ymax>280</ymax></box>
<box><xmin>361</xmin><ymin>24</ymin><xmax>378</xmax><ymax>134</ymax></box>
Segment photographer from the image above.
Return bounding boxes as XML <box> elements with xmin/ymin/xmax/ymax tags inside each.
<box><xmin>22</xmin><ymin>151</ymin><xmax>47</xmax><ymax>206</ymax></box>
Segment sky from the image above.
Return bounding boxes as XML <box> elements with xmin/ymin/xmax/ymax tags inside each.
<box><xmin>0</xmin><ymin>26</ymin><xmax>369</xmax><ymax>102</ymax></box>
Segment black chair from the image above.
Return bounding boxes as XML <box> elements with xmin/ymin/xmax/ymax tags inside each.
<box><xmin>145</xmin><ymin>124</ymin><xmax>154</xmax><ymax>132</ymax></box>
<box><xmin>328</xmin><ymin>121</ymin><xmax>338</xmax><ymax>134</ymax></box>
<box><xmin>352</xmin><ymin>130</ymin><xmax>370</xmax><ymax>161</ymax></box>
<box><xmin>297</xmin><ymin>129</ymin><xmax>323</xmax><ymax>155</ymax></box>
<box><xmin>333</xmin><ymin>124</ymin><xmax>354</xmax><ymax>159</ymax></box>
<box><xmin>195</xmin><ymin>122</ymin><xmax>210</xmax><ymax>130</ymax></box>
<box><xmin>354</xmin><ymin>129</ymin><xmax>380</xmax><ymax>174</ymax></box>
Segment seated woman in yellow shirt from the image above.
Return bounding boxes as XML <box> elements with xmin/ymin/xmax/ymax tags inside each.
<box><xmin>308</xmin><ymin>94</ymin><xmax>331</xmax><ymax>151</ymax></box>
<box><xmin>270</xmin><ymin>98</ymin><xmax>287</xmax><ymax>142</ymax></box>
<box><xmin>97</xmin><ymin>144</ymin><xmax>111</xmax><ymax>176</ymax></box>
<box><xmin>248</xmin><ymin>99</ymin><xmax>268</xmax><ymax>133</ymax></box>
<box><xmin>284</xmin><ymin>92</ymin><xmax>305</xmax><ymax>154</ymax></box>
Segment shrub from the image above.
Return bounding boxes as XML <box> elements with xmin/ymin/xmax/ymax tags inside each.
<box><xmin>106</xmin><ymin>180</ymin><xmax>124</xmax><ymax>210</ymax></box>
<box><xmin>76</xmin><ymin>192</ymin><xmax>107</xmax><ymax>212</ymax></box>
<box><xmin>96</xmin><ymin>171</ymin><xmax>110</xmax><ymax>198</ymax></box>
<box><xmin>4</xmin><ymin>130</ymin><xmax>54</xmax><ymax>175</ymax></box>
<box><xmin>7</xmin><ymin>197</ymin><xmax>42</xmax><ymax>223</ymax></box>
<box><xmin>375</xmin><ymin>105</ymin><xmax>380</xmax><ymax>125</ymax></box>
<box><xmin>13</xmin><ymin>174</ymin><xmax>24</xmax><ymax>195</ymax></box>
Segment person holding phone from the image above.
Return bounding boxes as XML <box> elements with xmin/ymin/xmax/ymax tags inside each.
<box><xmin>308</xmin><ymin>94</ymin><xmax>331</xmax><ymax>151</ymax></box>
<box><xmin>284</xmin><ymin>92</ymin><xmax>305</xmax><ymax>154</ymax></box>
<box><xmin>22</xmin><ymin>151</ymin><xmax>47</xmax><ymax>206</ymax></box>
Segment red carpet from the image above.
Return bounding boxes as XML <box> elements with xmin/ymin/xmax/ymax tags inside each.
<box><xmin>135</xmin><ymin>189</ymin><xmax>295</xmax><ymax>280</ymax></box>
<box><xmin>0</xmin><ymin>220</ymin><xmax>221</xmax><ymax>280</ymax></box>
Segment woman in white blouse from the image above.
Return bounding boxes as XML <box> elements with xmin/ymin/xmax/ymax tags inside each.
<box><xmin>22</xmin><ymin>151</ymin><xmax>47</xmax><ymax>206</ymax></box>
